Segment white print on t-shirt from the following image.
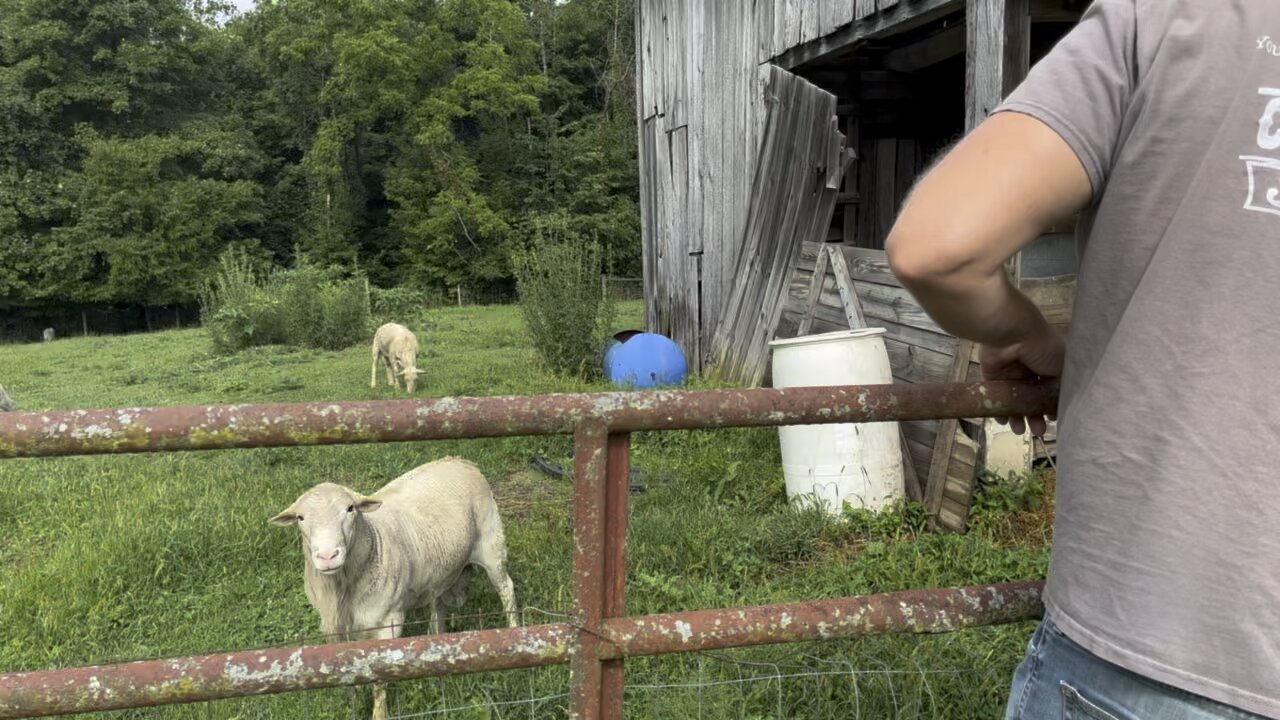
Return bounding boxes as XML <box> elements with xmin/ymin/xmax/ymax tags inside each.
<box><xmin>1240</xmin><ymin>88</ymin><xmax>1280</xmax><ymax>216</ymax></box>
<box><xmin>1258</xmin><ymin>36</ymin><xmax>1280</xmax><ymax>56</ymax></box>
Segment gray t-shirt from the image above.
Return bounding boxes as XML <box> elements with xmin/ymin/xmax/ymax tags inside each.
<box><xmin>995</xmin><ymin>1</ymin><xmax>1280</xmax><ymax>715</ymax></box>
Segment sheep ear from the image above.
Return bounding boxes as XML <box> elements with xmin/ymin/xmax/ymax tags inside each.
<box><xmin>355</xmin><ymin>498</ymin><xmax>383</xmax><ymax>514</ymax></box>
<box><xmin>269</xmin><ymin>508</ymin><xmax>299</xmax><ymax>526</ymax></box>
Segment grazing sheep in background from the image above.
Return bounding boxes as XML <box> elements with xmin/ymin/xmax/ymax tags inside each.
<box><xmin>371</xmin><ymin>322</ymin><xmax>424</xmax><ymax>393</ymax></box>
<box><xmin>41</xmin><ymin>328</ymin><xmax>55</xmax><ymax>342</ymax></box>
<box><xmin>0</xmin><ymin>386</ymin><xmax>14</xmax><ymax>412</ymax></box>
<box><xmin>270</xmin><ymin>456</ymin><xmax>519</xmax><ymax>720</ymax></box>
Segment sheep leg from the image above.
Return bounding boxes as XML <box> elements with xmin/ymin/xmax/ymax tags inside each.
<box><xmin>479</xmin><ymin>560</ymin><xmax>519</xmax><ymax>628</ymax></box>
<box><xmin>369</xmin><ymin>614</ymin><xmax>404</xmax><ymax>720</ymax></box>
<box><xmin>473</xmin><ymin>517</ymin><xmax>520</xmax><ymax>627</ymax></box>
<box><xmin>370</xmin><ymin>349</ymin><xmax>379</xmax><ymax>388</ymax></box>
<box><xmin>429</xmin><ymin>598</ymin><xmax>442</xmax><ymax>635</ymax></box>
<box><xmin>385</xmin><ymin>359</ymin><xmax>399</xmax><ymax>389</ymax></box>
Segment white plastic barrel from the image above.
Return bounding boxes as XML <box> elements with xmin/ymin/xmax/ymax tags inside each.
<box><xmin>768</xmin><ymin>328</ymin><xmax>905</xmax><ymax>515</ymax></box>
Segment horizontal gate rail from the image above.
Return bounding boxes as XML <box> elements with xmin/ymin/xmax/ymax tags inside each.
<box><xmin>0</xmin><ymin>380</ymin><xmax>1057</xmax><ymax>458</ymax></box>
<box><xmin>0</xmin><ymin>582</ymin><xmax>1045</xmax><ymax>718</ymax></box>
<box><xmin>0</xmin><ymin>379</ymin><xmax>1059</xmax><ymax>718</ymax></box>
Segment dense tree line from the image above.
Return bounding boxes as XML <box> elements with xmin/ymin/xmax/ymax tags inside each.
<box><xmin>0</xmin><ymin>0</ymin><xmax>639</xmax><ymax>312</ymax></box>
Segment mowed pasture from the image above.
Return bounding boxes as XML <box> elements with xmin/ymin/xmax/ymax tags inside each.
<box><xmin>0</xmin><ymin>301</ymin><xmax>1052</xmax><ymax>719</ymax></box>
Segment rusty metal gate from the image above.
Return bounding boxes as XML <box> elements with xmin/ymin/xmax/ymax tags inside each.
<box><xmin>0</xmin><ymin>380</ymin><xmax>1057</xmax><ymax>718</ymax></box>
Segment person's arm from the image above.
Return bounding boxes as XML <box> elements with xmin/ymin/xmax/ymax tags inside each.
<box><xmin>886</xmin><ymin>111</ymin><xmax>1091</xmax><ymax>345</ymax></box>
<box><xmin>884</xmin><ymin>111</ymin><xmax>1093</xmax><ymax>434</ymax></box>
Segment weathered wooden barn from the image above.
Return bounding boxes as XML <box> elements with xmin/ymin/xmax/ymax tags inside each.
<box><xmin>635</xmin><ymin>0</ymin><xmax>1086</xmax><ymax>529</ymax></box>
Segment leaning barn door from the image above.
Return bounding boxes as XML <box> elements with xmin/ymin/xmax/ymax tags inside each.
<box><xmin>707</xmin><ymin>66</ymin><xmax>850</xmax><ymax>386</ymax></box>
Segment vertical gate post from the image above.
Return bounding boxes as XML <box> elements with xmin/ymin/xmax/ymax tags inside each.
<box><xmin>601</xmin><ymin>433</ymin><xmax>631</xmax><ymax>717</ymax></box>
<box><xmin>570</xmin><ymin>422</ymin><xmax>609</xmax><ymax>720</ymax></box>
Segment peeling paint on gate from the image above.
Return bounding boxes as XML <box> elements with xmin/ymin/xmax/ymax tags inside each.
<box><xmin>0</xmin><ymin>583</ymin><xmax>1043</xmax><ymax>718</ymax></box>
<box><xmin>0</xmin><ymin>380</ymin><xmax>1057</xmax><ymax>458</ymax></box>
<box><xmin>0</xmin><ymin>380</ymin><xmax>1058</xmax><ymax>719</ymax></box>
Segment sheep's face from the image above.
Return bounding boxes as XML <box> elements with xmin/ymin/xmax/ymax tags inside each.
<box><xmin>270</xmin><ymin>483</ymin><xmax>382</xmax><ymax>575</ymax></box>
<box><xmin>396</xmin><ymin>362</ymin><xmax>423</xmax><ymax>393</ymax></box>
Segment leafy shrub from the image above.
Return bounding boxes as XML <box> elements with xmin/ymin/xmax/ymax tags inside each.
<box><xmin>510</xmin><ymin>224</ymin><xmax>615</xmax><ymax>378</ymax></box>
<box><xmin>970</xmin><ymin>469</ymin><xmax>1047</xmax><ymax>516</ymax></box>
<box><xmin>842</xmin><ymin>496</ymin><xmax>930</xmax><ymax>541</ymax></box>
<box><xmin>369</xmin><ymin>286</ymin><xmax>428</xmax><ymax>325</ymax></box>
<box><xmin>967</xmin><ymin>468</ymin><xmax>1049</xmax><ymax>535</ymax></box>
<box><xmin>272</xmin><ymin>259</ymin><xmax>371</xmax><ymax>351</ymax></box>
<box><xmin>199</xmin><ymin>248</ymin><xmax>371</xmax><ymax>354</ymax></box>
<box><xmin>198</xmin><ymin>248</ymin><xmax>285</xmax><ymax>354</ymax></box>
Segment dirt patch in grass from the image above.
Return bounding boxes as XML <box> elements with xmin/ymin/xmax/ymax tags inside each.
<box><xmin>984</xmin><ymin>468</ymin><xmax>1056</xmax><ymax>548</ymax></box>
<box><xmin>496</xmin><ymin>469</ymin><xmax>572</xmax><ymax>520</ymax></box>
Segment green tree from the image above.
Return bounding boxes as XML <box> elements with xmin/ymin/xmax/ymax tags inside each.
<box><xmin>386</xmin><ymin>0</ymin><xmax>545</xmax><ymax>290</ymax></box>
<box><xmin>0</xmin><ymin>0</ymin><xmax>645</xmax><ymax>317</ymax></box>
<box><xmin>242</xmin><ymin>0</ymin><xmax>440</xmax><ymax>280</ymax></box>
<box><xmin>65</xmin><ymin>129</ymin><xmax>264</xmax><ymax>306</ymax></box>
<box><xmin>0</xmin><ymin>0</ymin><xmax>263</xmax><ymax>309</ymax></box>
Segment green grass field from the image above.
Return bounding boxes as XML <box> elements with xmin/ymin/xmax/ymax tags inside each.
<box><xmin>0</xmin><ymin>301</ymin><xmax>1052</xmax><ymax>719</ymax></box>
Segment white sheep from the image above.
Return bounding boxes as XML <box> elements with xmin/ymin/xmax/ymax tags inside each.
<box><xmin>371</xmin><ymin>322</ymin><xmax>424</xmax><ymax>393</ymax></box>
<box><xmin>270</xmin><ymin>456</ymin><xmax>518</xmax><ymax>720</ymax></box>
<box><xmin>41</xmin><ymin>328</ymin><xmax>55</xmax><ymax>342</ymax></box>
<box><xmin>0</xmin><ymin>385</ymin><xmax>13</xmax><ymax>412</ymax></box>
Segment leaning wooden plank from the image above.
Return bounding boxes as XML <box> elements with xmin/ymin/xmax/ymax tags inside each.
<box><xmin>905</xmin><ymin>425</ymin><xmax>977</xmax><ymax>476</ymax></box>
<box><xmin>797</xmin><ymin>244</ymin><xmax>831</xmax><ymax>336</ymax></box>
<box><xmin>902</xmin><ymin>418</ymin><xmax>940</xmax><ymax>449</ymax></box>
<box><xmin>901</xmin><ymin>433</ymin><xmax>924</xmax><ymax>502</ymax></box>
<box><xmin>925</xmin><ymin>338</ymin><xmax>976</xmax><ymax>520</ymax></box>
<box><xmin>856</xmin><ymin>0</ymin><xmax>878</xmax><ymax>20</ymax></box>
<box><xmin>938</xmin><ymin>503</ymin><xmax>966</xmax><ymax>532</ymax></box>
<box><xmin>711</xmin><ymin>68</ymin><xmax>844</xmax><ymax>386</ymax></box>
<box><xmin>826</xmin><ymin>244</ymin><xmax>867</xmax><ymax>328</ymax></box>
<box><xmin>707</xmin><ymin>68</ymin><xmax>789</xmax><ymax>376</ymax></box>
<box><xmin>741</xmin><ymin>77</ymin><xmax>815</xmax><ymax>381</ymax></box>
<box><xmin>905</xmin><ymin>437</ymin><xmax>934</xmax><ymax>480</ymax></box>
<box><xmin>938</xmin><ymin>431</ymin><xmax>982</xmax><ymax>532</ymax></box>
<box><xmin>831</xmin><ymin>247</ymin><xmax>923</xmax><ymax>503</ymax></box>
<box><xmin>787</xmin><ymin>259</ymin><xmax>979</xmax><ymax>360</ymax></box>
<box><xmin>856</xmin><ymin>283</ymin><xmax>948</xmax><ymax>335</ymax></box>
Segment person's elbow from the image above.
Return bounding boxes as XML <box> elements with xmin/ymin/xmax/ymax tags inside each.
<box><xmin>885</xmin><ymin>220</ymin><xmax>976</xmax><ymax>291</ymax></box>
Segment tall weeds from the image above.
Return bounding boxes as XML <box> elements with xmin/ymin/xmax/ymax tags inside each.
<box><xmin>199</xmin><ymin>248</ymin><xmax>371</xmax><ymax>354</ymax></box>
<box><xmin>511</xmin><ymin>224</ymin><xmax>616</xmax><ymax>378</ymax></box>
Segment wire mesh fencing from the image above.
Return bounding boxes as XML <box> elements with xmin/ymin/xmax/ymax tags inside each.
<box><xmin>415</xmin><ymin>277</ymin><xmax>644</xmax><ymax>310</ymax></box>
<box><xmin>64</xmin><ymin>606</ymin><xmax>1028</xmax><ymax>719</ymax></box>
<box><xmin>370</xmin><ymin>621</ymin><xmax>1034</xmax><ymax>720</ymax></box>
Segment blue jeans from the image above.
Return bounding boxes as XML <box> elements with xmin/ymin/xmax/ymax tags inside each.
<box><xmin>1004</xmin><ymin>616</ymin><xmax>1269</xmax><ymax>720</ymax></box>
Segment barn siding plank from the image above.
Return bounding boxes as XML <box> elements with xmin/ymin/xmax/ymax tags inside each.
<box><xmin>708</xmin><ymin>68</ymin><xmax>844</xmax><ymax>385</ymax></box>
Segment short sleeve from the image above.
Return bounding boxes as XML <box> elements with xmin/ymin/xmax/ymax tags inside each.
<box><xmin>994</xmin><ymin>0</ymin><xmax>1137</xmax><ymax>198</ymax></box>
